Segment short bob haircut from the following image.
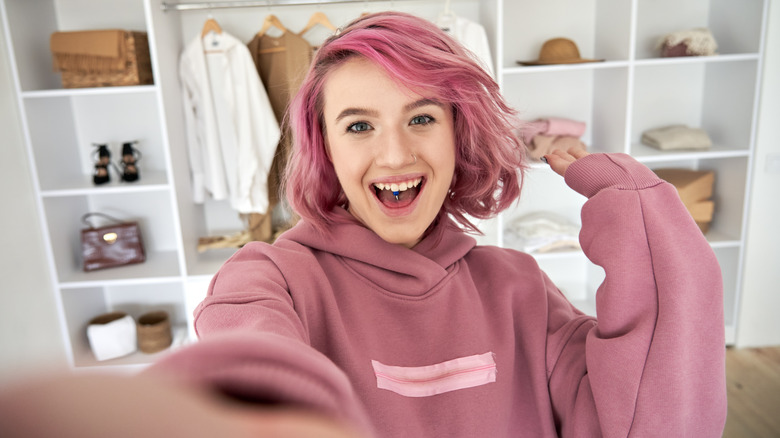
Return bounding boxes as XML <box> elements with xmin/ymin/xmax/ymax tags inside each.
<box><xmin>284</xmin><ymin>11</ymin><xmax>525</xmax><ymax>235</ymax></box>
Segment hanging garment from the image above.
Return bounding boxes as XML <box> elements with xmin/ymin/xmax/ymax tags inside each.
<box><xmin>179</xmin><ymin>31</ymin><xmax>280</xmax><ymax>214</ymax></box>
<box><xmin>246</xmin><ymin>31</ymin><xmax>313</xmax><ymax>241</ymax></box>
<box><xmin>440</xmin><ymin>15</ymin><xmax>494</xmax><ymax>77</ymax></box>
<box><xmin>248</xmin><ymin>31</ymin><xmax>313</xmax><ymax>123</ymax></box>
<box><xmin>248</xmin><ymin>31</ymin><xmax>313</xmax><ymax>205</ymax></box>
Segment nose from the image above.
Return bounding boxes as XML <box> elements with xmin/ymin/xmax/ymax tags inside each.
<box><xmin>374</xmin><ymin>129</ymin><xmax>416</xmax><ymax>169</ymax></box>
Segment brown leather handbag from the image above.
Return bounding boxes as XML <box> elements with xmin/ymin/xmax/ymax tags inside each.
<box><xmin>80</xmin><ymin>212</ymin><xmax>146</xmax><ymax>271</ymax></box>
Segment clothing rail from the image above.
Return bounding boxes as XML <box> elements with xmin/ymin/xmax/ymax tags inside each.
<box><xmin>161</xmin><ymin>0</ymin><xmax>421</xmax><ymax>12</ymax></box>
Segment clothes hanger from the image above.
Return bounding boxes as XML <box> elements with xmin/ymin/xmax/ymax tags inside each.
<box><xmin>256</xmin><ymin>14</ymin><xmax>287</xmax><ymax>37</ymax></box>
<box><xmin>201</xmin><ymin>14</ymin><xmax>223</xmax><ymax>39</ymax></box>
<box><xmin>298</xmin><ymin>11</ymin><xmax>337</xmax><ymax>36</ymax></box>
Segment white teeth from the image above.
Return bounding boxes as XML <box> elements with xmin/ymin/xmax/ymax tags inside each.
<box><xmin>374</xmin><ymin>178</ymin><xmax>421</xmax><ymax>193</ymax></box>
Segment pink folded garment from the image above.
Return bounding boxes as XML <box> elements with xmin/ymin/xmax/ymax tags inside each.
<box><xmin>520</xmin><ymin>117</ymin><xmax>586</xmax><ymax>144</ymax></box>
<box><xmin>527</xmin><ymin>135</ymin><xmax>586</xmax><ymax>160</ymax></box>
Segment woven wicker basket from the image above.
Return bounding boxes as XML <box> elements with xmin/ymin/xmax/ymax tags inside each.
<box><xmin>136</xmin><ymin>310</ymin><xmax>172</xmax><ymax>354</ymax></box>
<box><xmin>57</xmin><ymin>31</ymin><xmax>153</xmax><ymax>88</ymax></box>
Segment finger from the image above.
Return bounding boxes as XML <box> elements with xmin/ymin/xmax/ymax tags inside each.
<box><xmin>550</xmin><ymin>148</ymin><xmax>577</xmax><ymax>163</ymax></box>
<box><xmin>543</xmin><ymin>153</ymin><xmax>571</xmax><ymax>177</ymax></box>
<box><xmin>567</xmin><ymin>146</ymin><xmax>589</xmax><ymax>159</ymax></box>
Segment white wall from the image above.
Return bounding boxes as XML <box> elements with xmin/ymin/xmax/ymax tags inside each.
<box><xmin>0</xmin><ymin>19</ymin><xmax>67</xmax><ymax>384</ymax></box>
<box><xmin>736</xmin><ymin>0</ymin><xmax>780</xmax><ymax>348</ymax></box>
<box><xmin>0</xmin><ymin>3</ymin><xmax>777</xmax><ymax>383</ymax></box>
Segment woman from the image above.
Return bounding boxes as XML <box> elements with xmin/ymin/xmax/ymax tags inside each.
<box><xmin>0</xmin><ymin>11</ymin><xmax>726</xmax><ymax>438</ymax></box>
<box><xmin>150</xmin><ymin>11</ymin><xmax>726</xmax><ymax>436</ymax></box>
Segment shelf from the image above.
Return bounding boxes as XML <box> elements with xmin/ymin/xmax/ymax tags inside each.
<box><xmin>502</xmin><ymin>60</ymin><xmax>630</xmax><ymax>75</ymax></box>
<box><xmin>58</xmin><ymin>250</ymin><xmax>182</xmax><ymax>287</ymax></box>
<box><xmin>634</xmin><ymin>0</ymin><xmax>765</xmax><ymax>60</ymax></box>
<box><xmin>2</xmin><ymin>0</ymin><xmax>149</xmax><ymax>93</ymax></box>
<box><xmin>501</xmin><ymin>0</ymin><xmax>633</xmax><ymax>71</ymax></box>
<box><xmin>23</xmin><ymin>91</ymin><xmax>169</xmax><ymax>194</ymax></box>
<box><xmin>631</xmin><ymin>59</ymin><xmax>758</xmax><ymax>151</ymax></box>
<box><xmin>632</xmin><ymin>143</ymin><xmax>750</xmax><ymax>163</ymax></box>
<box><xmin>706</xmin><ymin>232</ymin><xmax>742</xmax><ymax>248</ymax></box>
<box><xmin>40</xmin><ymin>170</ymin><xmax>170</xmax><ymax>197</ymax></box>
<box><xmin>633</xmin><ymin>53</ymin><xmax>760</xmax><ymax>67</ymax></box>
<box><xmin>22</xmin><ymin>85</ymin><xmax>157</xmax><ymax>99</ymax></box>
<box><xmin>72</xmin><ymin>325</ymin><xmax>192</xmax><ymax>369</ymax></box>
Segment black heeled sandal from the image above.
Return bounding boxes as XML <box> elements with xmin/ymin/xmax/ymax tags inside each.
<box><xmin>92</xmin><ymin>143</ymin><xmax>111</xmax><ymax>185</ymax></box>
<box><xmin>119</xmin><ymin>141</ymin><xmax>141</xmax><ymax>182</ymax></box>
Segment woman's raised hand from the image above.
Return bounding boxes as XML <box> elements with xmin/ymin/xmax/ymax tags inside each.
<box><xmin>543</xmin><ymin>147</ymin><xmax>590</xmax><ymax>177</ymax></box>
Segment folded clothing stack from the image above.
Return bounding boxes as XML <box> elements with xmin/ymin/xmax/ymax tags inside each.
<box><xmin>504</xmin><ymin>211</ymin><xmax>581</xmax><ymax>253</ymax></box>
<box><xmin>520</xmin><ymin>117</ymin><xmax>587</xmax><ymax>160</ymax></box>
<box><xmin>641</xmin><ymin>124</ymin><xmax>712</xmax><ymax>151</ymax></box>
<box><xmin>49</xmin><ymin>29</ymin><xmax>153</xmax><ymax>88</ymax></box>
<box><xmin>654</xmin><ymin>168</ymin><xmax>715</xmax><ymax>234</ymax></box>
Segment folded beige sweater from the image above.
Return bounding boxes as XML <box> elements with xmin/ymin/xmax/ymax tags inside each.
<box><xmin>641</xmin><ymin>125</ymin><xmax>712</xmax><ymax>150</ymax></box>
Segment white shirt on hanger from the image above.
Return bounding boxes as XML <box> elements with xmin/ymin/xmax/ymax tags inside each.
<box><xmin>439</xmin><ymin>15</ymin><xmax>495</xmax><ymax>78</ymax></box>
<box><xmin>179</xmin><ymin>30</ymin><xmax>281</xmax><ymax>214</ymax></box>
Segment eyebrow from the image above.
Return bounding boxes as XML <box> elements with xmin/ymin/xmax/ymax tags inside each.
<box><xmin>334</xmin><ymin>107</ymin><xmax>379</xmax><ymax>123</ymax></box>
<box><xmin>405</xmin><ymin>98</ymin><xmax>443</xmax><ymax>112</ymax></box>
<box><xmin>333</xmin><ymin>98</ymin><xmax>444</xmax><ymax>123</ymax></box>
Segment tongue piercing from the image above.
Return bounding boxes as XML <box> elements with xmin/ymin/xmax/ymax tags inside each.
<box><xmin>393</xmin><ymin>191</ymin><xmax>400</xmax><ymax>200</ymax></box>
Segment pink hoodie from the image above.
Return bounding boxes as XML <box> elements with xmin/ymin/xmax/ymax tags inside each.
<box><xmin>148</xmin><ymin>153</ymin><xmax>726</xmax><ymax>437</ymax></box>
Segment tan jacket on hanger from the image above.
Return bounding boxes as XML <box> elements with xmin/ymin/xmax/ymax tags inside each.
<box><xmin>246</xmin><ymin>31</ymin><xmax>313</xmax><ymax>242</ymax></box>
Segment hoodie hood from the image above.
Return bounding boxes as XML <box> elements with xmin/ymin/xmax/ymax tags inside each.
<box><xmin>277</xmin><ymin>208</ymin><xmax>476</xmax><ymax>297</ymax></box>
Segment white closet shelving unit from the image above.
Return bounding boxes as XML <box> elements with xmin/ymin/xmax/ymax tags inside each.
<box><xmin>485</xmin><ymin>0</ymin><xmax>768</xmax><ymax>345</ymax></box>
<box><xmin>0</xmin><ymin>0</ymin><xmax>766</xmax><ymax>370</ymax></box>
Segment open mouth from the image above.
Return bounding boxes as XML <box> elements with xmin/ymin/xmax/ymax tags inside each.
<box><xmin>373</xmin><ymin>177</ymin><xmax>424</xmax><ymax>208</ymax></box>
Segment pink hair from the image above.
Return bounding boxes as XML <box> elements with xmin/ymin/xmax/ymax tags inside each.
<box><xmin>284</xmin><ymin>11</ymin><xmax>526</xmax><ymax>235</ymax></box>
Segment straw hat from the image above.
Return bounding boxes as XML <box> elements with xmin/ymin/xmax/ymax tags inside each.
<box><xmin>518</xmin><ymin>37</ymin><xmax>604</xmax><ymax>65</ymax></box>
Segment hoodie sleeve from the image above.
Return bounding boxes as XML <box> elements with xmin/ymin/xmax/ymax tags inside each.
<box><xmin>545</xmin><ymin>153</ymin><xmax>727</xmax><ymax>437</ymax></box>
<box><xmin>144</xmin><ymin>244</ymin><xmax>375</xmax><ymax>437</ymax></box>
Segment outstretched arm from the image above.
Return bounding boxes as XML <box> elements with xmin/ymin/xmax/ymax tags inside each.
<box><xmin>542</xmin><ymin>150</ymin><xmax>726</xmax><ymax>437</ymax></box>
<box><xmin>0</xmin><ymin>372</ymin><xmax>361</xmax><ymax>438</ymax></box>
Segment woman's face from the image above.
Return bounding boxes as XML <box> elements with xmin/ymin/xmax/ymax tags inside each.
<box><xmin>322</xmin><ymin>58</ymin><xmax>456</xmax><ymax>248</ymax></box>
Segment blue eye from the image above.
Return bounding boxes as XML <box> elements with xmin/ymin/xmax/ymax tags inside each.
<box><xmin>347</xmin><ymin>122</ymin><xmax>372</xmax><ymax>133</ymax></box>
<box><xmin>410</xmin><ymin>115</ymin><xmax>434</xmax><ymax>126</ymax></box>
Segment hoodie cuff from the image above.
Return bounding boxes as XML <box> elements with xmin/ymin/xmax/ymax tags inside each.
<box><xmin>564</xmin><ymin>153</ymin><xmax>664</xmax><ymax>199</ymax></box>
